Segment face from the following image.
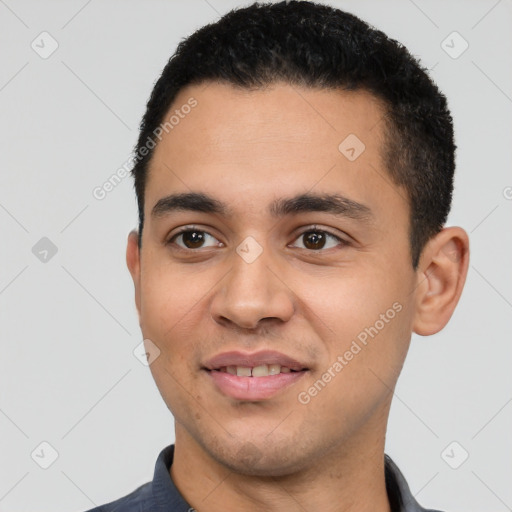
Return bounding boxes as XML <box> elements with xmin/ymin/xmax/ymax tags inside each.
<box><xmin>128</xmin><ymin>82</ymin><xmax>420</xmax><ymax>476</ymax></box>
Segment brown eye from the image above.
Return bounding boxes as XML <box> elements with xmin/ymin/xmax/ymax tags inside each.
<box><xmin>169</xmin><ymin>229</ymin><xmax>220</xmax><ymax>250</ymax></box>
<box><xmin>303</xmin><ymin>231</ymin><xmax>327</xmax><ymax>250</ymax></box>
<box><xmin>291</xmin><ymin>229</ymin><xmax>345</xmax><ymax>251</ymax></box>
<box><xmin>180</xmin><ymin>230</ymin><xmax>206</xmax><ymax>249</ymax></box>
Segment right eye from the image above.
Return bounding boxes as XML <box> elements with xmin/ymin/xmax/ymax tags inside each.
<box><xmin>167</xmin><ymin>227</ymin><xmax>223</xmax><ymax>251</ymax></box>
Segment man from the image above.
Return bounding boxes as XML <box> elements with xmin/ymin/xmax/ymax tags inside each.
<box><xmin>86</xmin><ymin>1</ymin><xmax>469</xmax><ymax>510</ymax></box>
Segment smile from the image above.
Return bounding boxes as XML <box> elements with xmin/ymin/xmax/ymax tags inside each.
<box><xmin>204</xmin><ymin>366</ymin><xmax>308</xmax><ymax>401</ymax></box>
<box><xmin>216</xmin><ymin>364</ymin><xmax>296</xmax><ymax>376</ymax></box>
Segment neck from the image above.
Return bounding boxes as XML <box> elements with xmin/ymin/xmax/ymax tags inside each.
<box><xmin>170</xmin><ymin>416</ymin><xmax>391</xmax><ymax>512</ymax></box>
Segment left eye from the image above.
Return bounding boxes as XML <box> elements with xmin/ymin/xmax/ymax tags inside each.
<box><xmin>290</xmin><ymin>229</ymin><xmax>345</xmax><ymax>251</ymax></box>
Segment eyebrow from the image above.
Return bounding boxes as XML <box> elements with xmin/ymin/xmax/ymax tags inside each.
<box><xmin>151</xmin><ymin>192</ymin><xmax>373</xmax><ymax>222</ymax></box>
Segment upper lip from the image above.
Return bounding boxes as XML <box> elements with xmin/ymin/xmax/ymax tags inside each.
<box><xmin>203</xmin><ymin>350</ymin><xmax>309</xmax><ymax>371</ymax></box>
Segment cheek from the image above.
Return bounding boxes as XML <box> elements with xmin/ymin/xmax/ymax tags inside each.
<box><xmin>138</xmin><ymin>255</ymin><xmax>230</xmax><ymax>379</ymax></box>
<box><xmin>139</xmin><ymin>262</ymin><xmax>209</xmax><ymax>409</ymax></box>
<box><xmin>139</xmin><ymin>256</ymin><xmax>207</xmax><ymax>335</ymax></box>
<box><xmin>298</xmin><ymin>268</ymin><xmax>397</xmax><ymax>333</ymax></box>
<box><xmin>296</xmin><ymin>264</ymin><xmax>413</xmax><ymax>373</ymax></box>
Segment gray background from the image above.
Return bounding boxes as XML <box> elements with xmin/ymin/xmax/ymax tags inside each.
<box><xmin>0</xmin><ymin>0</ymin><xmax>511</xmax><ymax>510</ymax></box>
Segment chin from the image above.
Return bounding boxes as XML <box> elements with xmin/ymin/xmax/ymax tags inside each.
<box><xmin>211</xmin><ymin>439</ymin><xmax>308</xmax><ymax>477</ymax></box>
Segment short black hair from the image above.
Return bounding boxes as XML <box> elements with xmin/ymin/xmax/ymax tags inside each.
<box><xmin>131</xmin><ymin>0</ymin><xmax>455</xmax><ymax>269</ymax></box>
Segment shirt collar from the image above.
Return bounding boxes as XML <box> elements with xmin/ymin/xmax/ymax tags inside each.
<box><xmin>151</xmin><ymin>444</ymin><xmax>434</xmax><ymax>512</ymax></box>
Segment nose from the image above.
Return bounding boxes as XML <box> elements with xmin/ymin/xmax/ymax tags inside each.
<box><xmin>210</xmin><ymin>241</ymin><xmax>295</xmax><ymax>331</ymax></box>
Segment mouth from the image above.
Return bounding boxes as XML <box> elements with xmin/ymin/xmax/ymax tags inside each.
<box><xmin>212</xmin><ymin>364</ymin><xmax>305</xmax><ymax>377</ymax></box>
<box><xmin>202</xmin><ymin>350</ymin><xmax>310</xmax><ymax>401</ymax></box>
<box><xmin>203</xmin><ymin>364</ymin><xmax>309</xmax><ymax>402</ymax></box>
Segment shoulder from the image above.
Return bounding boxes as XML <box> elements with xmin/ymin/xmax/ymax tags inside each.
<box><xmin>79</xmin><ymin>444</ymin><xmax>187</xmax><ymax>512</ymax></box>
<box><xmin>81</xmin><ymin>481</ymin><xmax>152</xmax><ymax>512</ymax></box>
<box><xmin>384</xmin><ymin>454</ymin><xmax>447</xmax><ymax>512</ymax></box>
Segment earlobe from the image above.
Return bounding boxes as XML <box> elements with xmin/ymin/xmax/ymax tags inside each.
<box><xmin>412</xmin><ymin>227</ymin><xmax>470</xmax><ymax>336</ymax></box>
<box><xmin>126</xmin><ymin>229</ymin><xmax>142</xmax><ymax>321</ymax></box>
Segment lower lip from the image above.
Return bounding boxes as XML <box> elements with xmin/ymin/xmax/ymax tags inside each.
<box><xmin>205</xmin><ymin>369</ymin><xmax>307</xmax><ymax>400</ymax></box>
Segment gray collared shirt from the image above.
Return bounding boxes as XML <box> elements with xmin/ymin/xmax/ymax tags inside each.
<box><xmin>84</xmin><ymin>444</ymin><xmax>443</xmax><ymax>512</ymax></box>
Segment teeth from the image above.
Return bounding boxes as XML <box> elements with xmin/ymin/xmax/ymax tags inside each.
<box><xmin>218</xmin><ymin>365</ymin><xmax>296</xmax><ymax>376</ymax></box>
<box><xmin>252</xmin><ymin>364</ymin><xmax>269</xmax><ymax>377</ymax></box>
<box><xmin>236</xmin><ymin>366</ymin><xmax>252</xmax><ymax>377</ymax></box>
<box><xmin>268</xmin><ymin>364</ymin><xmax>281</xmax><ymax>375</ymax></box>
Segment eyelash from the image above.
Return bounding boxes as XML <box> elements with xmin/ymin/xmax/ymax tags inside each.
<box><xmin>167</xmin><ymin>225</ymin><xmax>348</xmax><ymax>252</ymax></box>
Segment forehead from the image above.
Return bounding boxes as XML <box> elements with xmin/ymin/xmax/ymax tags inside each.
<box><xmin>154</xmin><ymin>81</ymin><xmax>386</xmax><ymax>161</ymax></box>
<box><xmin>145</xmin><ymin>81</ymin><xmax>406</xmax><ymax>228</ymax></box>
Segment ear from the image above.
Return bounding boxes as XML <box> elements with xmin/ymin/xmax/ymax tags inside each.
<box><xmin>412</xmin><ymin>226</ymin><xmax>470</xmax><ymax>336</ymax></box>
<box><xmin>126</xmin><ymin>229</ymin><xmax>142</xmax><ymax>322</ymax></box>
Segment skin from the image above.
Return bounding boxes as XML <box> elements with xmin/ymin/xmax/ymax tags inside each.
<box><xmin>126</xmin><ymin>81</ymin><xmax>469</xmax><ymax>511</ymax></box>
